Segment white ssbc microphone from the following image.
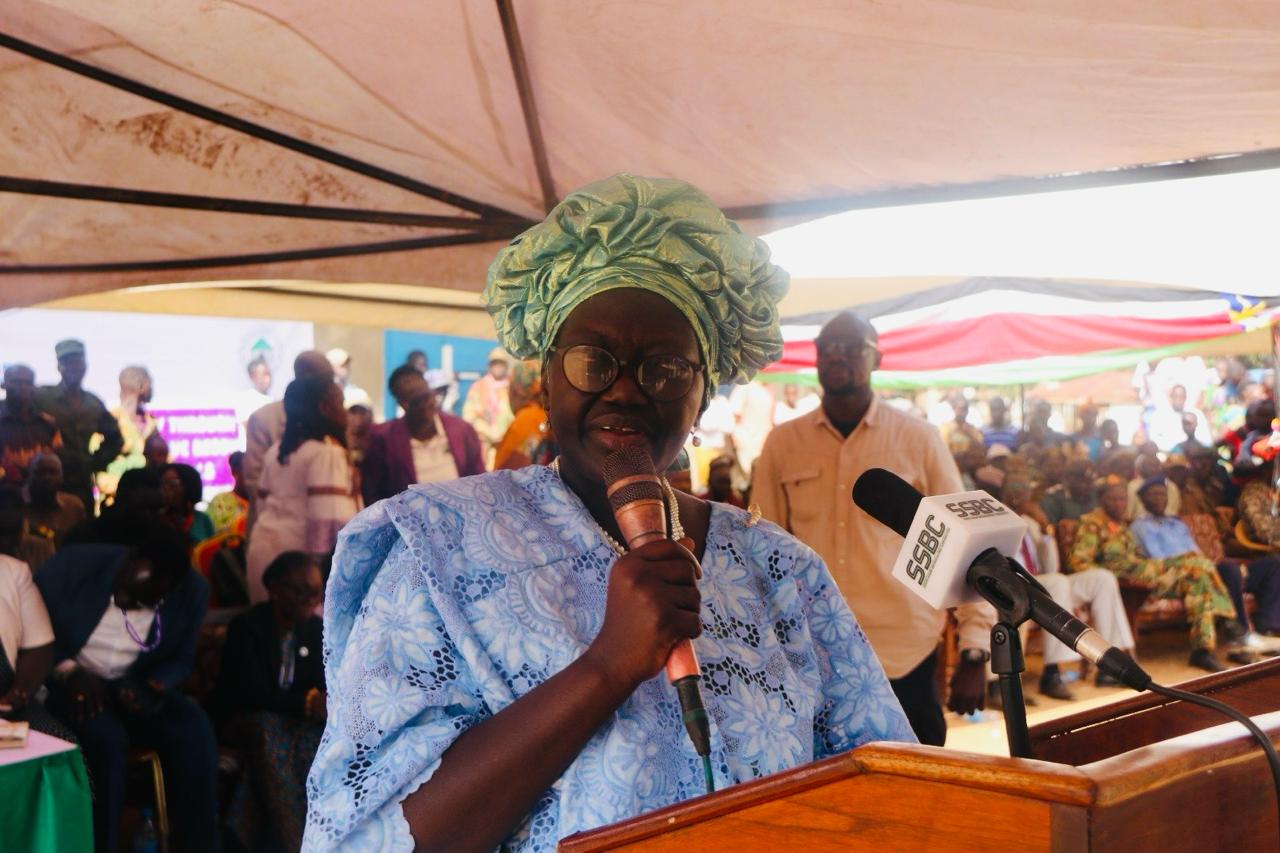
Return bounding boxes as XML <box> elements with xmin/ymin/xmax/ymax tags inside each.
<box><xmin>852</xmin><ymin>468</ymin><xmax>1152</xmax><ymax>691</ymax></box>
<box><xmin>853</xmin><ymin>469</ymin><xmax>1026</xmax><ymax>610</ymax></box>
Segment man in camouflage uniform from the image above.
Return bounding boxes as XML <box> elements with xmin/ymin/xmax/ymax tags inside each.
<box><xmin>1069</xmin><ymin>477</ymin><xmax>1239</xmax><ymax>671</ymax></box>
<box><xmin>33</xmin><ymin>339</ymin><xmax>122</xmax><ymax>512</ymax></box>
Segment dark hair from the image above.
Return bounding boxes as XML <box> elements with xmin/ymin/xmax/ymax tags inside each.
<box><xmin>279</xmin><ymin>376</ymin><xmax>346</xmax><ymax>463</ymax></box>
<box><xmin>115</xmin><ymin>468</ymin><xmax>163</xmax><ymax>514</ymax></box>
<box><xmin>228</xmin><ymin>451</ymin><xmax>245</xmax><ymax>472</ymax></box>
<box><xmin>129</xmin><ymin>520</ymin><xmax>192</xmax><ymax>584</ymax></box>
<box><xmin>247</xmin><ymin>356</ymin><xmax>269</xmax><ymax>376</ymax></box>
<box><xmin>406</xmin><ymin>350</ymin><xmax>427</xmax><ymax>365</ymax></box>
<box><xmin>262</xmin><ymin>550</ymin><xmax>315</xmax><ymax>590</ymax></box>
<box><xmin>387</xmin><ymin>364</ymin><xmax>422</xmax><ymax>393</ymax></box>
<box><xmin>161</xmin><ymin>463</ymin><xmax>204</xmax><ymax>506</ymax></box>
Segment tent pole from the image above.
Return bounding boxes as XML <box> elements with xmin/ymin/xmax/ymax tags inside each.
<box><xmin>0</xmin><ymin>231</ymin><xmax>499</xmax><ymax>275</ymax></box>
<box><xmin>0</xmin><ymin>176</ymin><xmax>526</xmax><ymax>231</ymax></box>
<box><xmin>1019</xmin><ymin>383</ymin><xmax>1025</xmax><ymax>431</ymax></box>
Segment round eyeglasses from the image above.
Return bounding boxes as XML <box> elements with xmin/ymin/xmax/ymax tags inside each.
<box><xmin>550</xmin><ymin>345</ymin><xmax>703</xmax><ymax>402</ymax></box>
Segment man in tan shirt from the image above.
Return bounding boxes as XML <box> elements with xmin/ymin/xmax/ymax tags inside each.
<box><xmin>754</xmin><ymin>312</ymin><xmax>994</xmax><ymax>745</ymax></box>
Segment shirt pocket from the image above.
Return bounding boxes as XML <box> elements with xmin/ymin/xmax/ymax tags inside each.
<box><xmin>779</xmin><ymin>467</ymin><xmax>825</xmax><ymax>530</ymax></box>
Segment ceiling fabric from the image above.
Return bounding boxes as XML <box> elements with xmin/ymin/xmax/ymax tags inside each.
<box><xmin>3</xmin><ymin>1</ymin><xmax>1280</xmax><ymax>312</ymax></box>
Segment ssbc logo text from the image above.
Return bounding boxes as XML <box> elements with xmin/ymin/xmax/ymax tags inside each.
<box><xmin>905</xmin><ymin>515</ymin><xmax>948</xmax><ymax>586</ymax></box>
<box><xmin>944</xmin><ymin>498</ymin><xmax>1008</xmax><ymax>519</ymax></box>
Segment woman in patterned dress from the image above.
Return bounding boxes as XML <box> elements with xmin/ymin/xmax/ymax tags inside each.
<box><xmin>304</xmin><ymin>175</ymin><xmax>914</xmax><ymax>852</ymax></box>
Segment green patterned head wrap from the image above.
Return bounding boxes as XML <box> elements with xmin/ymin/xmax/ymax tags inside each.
<box><xmin>483</xmin><ymin>174</ymin><xmax>789</xmax><ymax>405</ymax></box>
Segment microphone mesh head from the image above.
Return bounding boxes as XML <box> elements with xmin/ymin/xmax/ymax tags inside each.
<box><xmin>601</xmin><ymin>447</ymin><xmax>663</xmax><ymax>511</ymax></box>
<box><xmin>851</xmin><ymin>468</ymin><xmax>923</xmax><ymax>538</ymax></box>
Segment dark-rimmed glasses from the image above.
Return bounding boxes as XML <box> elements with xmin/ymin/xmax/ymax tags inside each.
<box><xmin>550</xmin><ymin>344</ymin><xmax>704</xmax><ymax>402</ymax></box>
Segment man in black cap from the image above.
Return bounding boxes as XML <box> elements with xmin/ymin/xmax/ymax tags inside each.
<box><xmin>34</xmin><ymin>340</ymin><xmax>122</xmax><ymax>512</ymax></box>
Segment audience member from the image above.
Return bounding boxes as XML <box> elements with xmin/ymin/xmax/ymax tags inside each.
<box><xmin>494</xmin><ymin>360</ymin><xmax>550</xmax><ymax>470</ymax></box>
<box><xmin>1149</xmin><ymin>383</ymin><xmax>1212</xmax><ymax>452</ymax></box>
<box><xmin>246</xmin><ymin>376</ymin><xmax>357</xmax><ymax>603</ymax></box>
<box><xmin>142</xmin><ymin>431</ymin><xmax>170</xmax><ymax>470</ymax></box>
<box><xmin>981</xmin><ymin>396</ymin><xmax>1020</xmax><ymax>450</ymax></box>
<box><xmin>1040</xmin><ymin>459</ymin><xmax>1096</xmax><ymax>525</ymax></box>
<box><xmin>1136</xmin><ymin>473</ymin><xmax>1274</xmax><ymax>640</ymax></box>
<box><xmin>213</xmin><ymin>551</ymin><xmax>325</xmax><ymax>852</ymax></box>
<box><xmin>754</xmin><ymin>312</ymin><xmax>994</xmax><ymax>746</ymax></box>
<box><xmin>462</xmin><ymin>347</ymin><xmax>514</xmax><ymax>466</ymax></box>
<box><xmin>346</xmin><ymin>403</ymin><xmax>374</xmax><ymax>467</ymax></box>
<box><xmin>1237</xmin><ymin>434</ymin><xmax>1280</xmax><ymax>550</ymax></box>
<box><xmin>0</xmin><ymin>551</ymin><xmax>74</xmax><ymax>741</ymax></box>
<box><xmin>361</xmin><ymin>366</ymin><xmax>484</xmax><ymax>505</ymax></box>
<box><xmin>1073</xmin><ymin>404</ymin><xmax>1102</xmax><ymax>460</ymax></box>
<box><xmin>160</xmin><ymin>462</ymin><xmax>215</xmax><ymax>546</ymax></box>
<box><xmin>326</xmin><ymin>347</ymin><xmax>372</xmax><ymax>410</ymax></box>
<box><xmin>698</xmin><ymin>455</ymin><xmax>746</xmax><ymax>508</ymax></box>
<box><xmin>206</xmin><ymin>451</ymin><xmax>250</xmax><ymax>535</ymax></box>
<box><xmin>0</xmin><ymin>484</ymin><xmax>55</xmax><ymax>572</ymax></box>
<box><xmin>0</xmin><ymin>364</ymin><xmax>61</xmax><ymax>485</ymax></box>
<box><xmin>35</xmin><ymin>339</ymin><xmax>123</xmax><ymax>512</ymax></box>
<box><xmin>38</xmin><ymin>522</ymin><xmax>216</xmax><ymax>852</ymax></box>
<box><xmin>940</xmin><ymin>393</ymin><xmax>984</xmax><ymax>456</ymax></box>
<box><xmin>1018</xmin><ymin>400</ymin><xmax>1066</xmax><ymax>453</ymax></box>
<box><xmin>1098</xmin><ymin>418</ymin><xmax>1123</xmax><ymax>458</ymax></box>
<box><xmin>1220</xmin><ymin>397</ymin><xmax>1275</xmax><ymax>461</ymax></box>
<box><xmin>23</xmin><ymin>452</ymin><xmax>85</xmax><ymax>546</ymax></box>
<box><xmin>727</xmin><ymin>380</ymin><xmax>775</xmax><ymax>480</ymax></box>
<box><xmin>405</xmin><ymin>349</ymin><xmax>428</xmax><ymax>375</ymax></box>
<box><xmin>972</xmin><ymin>444</ymin><xmax>1009</xmax><ymax>495</ymax></box>
<box><xmin>243</xmin><ymin>350</ymin><xmax>334</xmax><ymax>530</ymax></box>
<box><xmin>956</xmin><ymin>445</ymin><xmax>987</xmax><ymax>491</ymax></box>
<box><xmin>1002</xmin><ymin>477</ymin><xmax>1133</xmax><ymax>699</ymax></box>
<box><xmin>413</xmin><ymin>350</ymin><xmax>459</xmax><ymax>413</ymax></box>
<box><xmin>772</xmin><ymin>383</ymin><xmax>819</xmax><ymax>425</ymax></box>
<box><xmin>1069</xmin><ymin>478</ymin><xmax>1239</xmax><ymax>671</ymax></box>
<box><xmin>1128</xmin><ymin>451</ymin><xmax>1179</xmax><ymax>519</ymax></box>
<box><xmin>98</xmin><ymin>365</ymin><xmax>156</xmax><ymax>502</ymax></box>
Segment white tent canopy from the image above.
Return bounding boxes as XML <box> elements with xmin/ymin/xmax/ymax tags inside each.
<box><xmin>4</xmin><ymin>1</ymin><xmax>1280</xmax><ymax>323</ymax></box>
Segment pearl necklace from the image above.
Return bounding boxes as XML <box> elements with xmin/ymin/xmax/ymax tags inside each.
<box><xmin>549</xmin><ymin>458</ymin><xmax>684</xmax><ymax>556</ymax></box>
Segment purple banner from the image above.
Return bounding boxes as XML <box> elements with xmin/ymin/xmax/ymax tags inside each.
<box><xmin>151</xmin><ymin>408</ymin><xmax>243</xmax><ymax>493</ymax></box>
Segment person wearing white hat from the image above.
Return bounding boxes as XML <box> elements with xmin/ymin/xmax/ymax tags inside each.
<box><xmin>461</xmin><ymin>347</ymin><xmax>513</xmax><ymax>468</ymax></box>
<box><xmin>325</xmin><ymin>348</ymin><xmax>371</xmax><ymax>410</ymax></box>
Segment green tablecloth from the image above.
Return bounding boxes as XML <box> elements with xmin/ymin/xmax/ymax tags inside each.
<box><xmin>0</xmin><ymin>736</ymin><xmax>93</xmax><ymax>853</ymax></box>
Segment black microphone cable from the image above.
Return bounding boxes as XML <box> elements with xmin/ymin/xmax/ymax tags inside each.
<box><xmin>1142</xmin><ymin>680</ymin><xmax>1280</xmax><ymax>835</ymax></box>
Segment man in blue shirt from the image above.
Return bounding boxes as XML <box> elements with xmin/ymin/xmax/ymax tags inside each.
<box><xmin>981</xmin><ymin>396</ymin><xmax>1020</xmax><ymax>449</ymax></box>
<box><xmin>1131</xmin><ymin>477</ymin><xmax>1280</xmax><ymax>643</ymax></box>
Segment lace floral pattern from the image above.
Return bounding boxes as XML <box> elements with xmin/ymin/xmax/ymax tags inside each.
<box><xmin>303</xmin><ymin>466</ymin><xmax>912</xmax><ymax>851</ymax></box>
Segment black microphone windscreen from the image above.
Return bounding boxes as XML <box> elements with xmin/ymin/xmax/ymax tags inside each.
<box><xmin>851</xmin><ymin>468</ymin><xmax>923</xmax><ymax>538</ymax></box>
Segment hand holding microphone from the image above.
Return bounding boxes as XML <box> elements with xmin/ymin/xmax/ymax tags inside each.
<box><xmin>588</xmin><ymin>539</ymin><xmax>702</xmax><ymax>691</ymax></box>
<box><xmin>590</xmin><ymin>447</ymin><xmax>713</xmax><ymax>773</ymax></box>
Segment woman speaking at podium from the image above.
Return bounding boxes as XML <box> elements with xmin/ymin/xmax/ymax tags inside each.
<box><xmin>303</xmin><ymin>175</ymin><xmax>913</xmax><ymax>851</ymax></box>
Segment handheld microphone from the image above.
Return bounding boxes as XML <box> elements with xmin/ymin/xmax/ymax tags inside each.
<box><xmin>852</xmin><ymin>468</ymin><xmax>1152</xmax><ymax>690</ymax></box>
<box><xmin>602</xmin><ymin>448</ymin><xmax>713</xmax><ymax>765</ymax></box>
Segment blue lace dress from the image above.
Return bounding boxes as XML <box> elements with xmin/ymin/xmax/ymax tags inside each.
<box><xmin>303</xmin><ymin>466</ymin><xmax>913</xmax><ymax>851</ymax></box>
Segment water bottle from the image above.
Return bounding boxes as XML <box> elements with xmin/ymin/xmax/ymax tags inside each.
<box><xmin>133</xmin><ymin>808</ymin><xmax>158</xmax><ymax>853</ymax></box>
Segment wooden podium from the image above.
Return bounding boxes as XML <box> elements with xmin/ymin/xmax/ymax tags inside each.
<box><xmin>560</xmin><ymin>659</ymin><xmax>1280</xmax><ymax>851</ymax></box>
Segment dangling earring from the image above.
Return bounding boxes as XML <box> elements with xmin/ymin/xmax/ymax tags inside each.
<box><xmin>691</xmin><ymin>431</ymin><xmax>702</xmax><ymax>447</ymax></box>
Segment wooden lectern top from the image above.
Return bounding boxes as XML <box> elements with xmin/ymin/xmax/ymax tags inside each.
<box><xmin>559</xmin><ymin>659</ymin><xmax>1280</xmax><ymax>852</ymax></box>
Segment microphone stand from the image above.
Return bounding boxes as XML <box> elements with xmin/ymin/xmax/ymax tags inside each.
<box><xmin>966</xmin><ymin>548</ymin><xmax>1039</xmax><ymax>758</ymax></box>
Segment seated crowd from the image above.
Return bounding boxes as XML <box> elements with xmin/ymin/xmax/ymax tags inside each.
<box><xmin>1</xmin><ymin>332</ymin><xmax>1277</xmax><ymax>850</ymax></box>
